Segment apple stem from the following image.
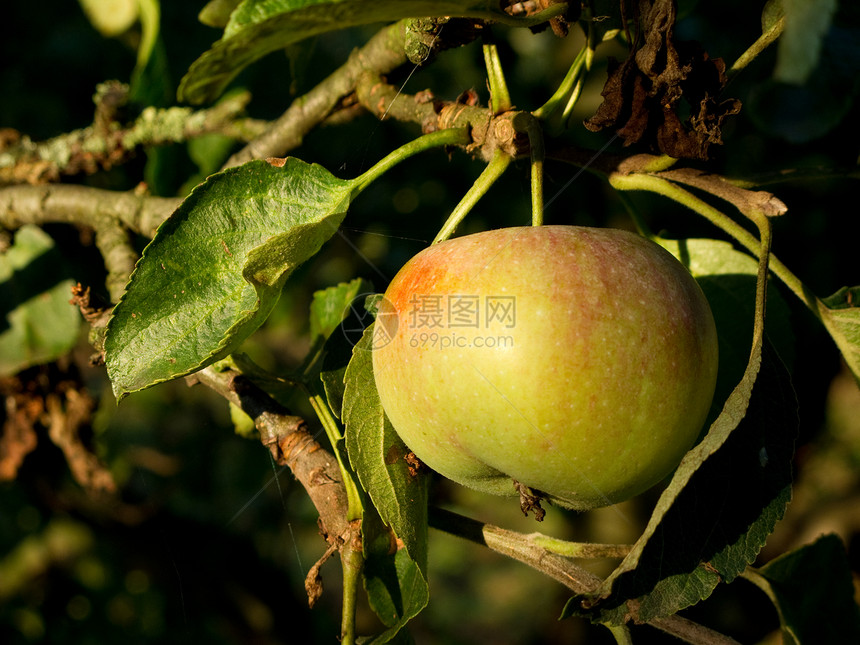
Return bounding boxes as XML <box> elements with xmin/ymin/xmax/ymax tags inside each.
<box><xmin>432</xmin><ymin>149</ymin><xmax>512</xmax><ymax>243</ymax></box>
<box><xmin>513</xmin><ymin>112</ymin><xmax>546</xmax><ymax>226</ymax></box>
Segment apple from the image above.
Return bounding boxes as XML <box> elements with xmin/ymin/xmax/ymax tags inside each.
<box><xmin>371</xmin><ymin>225</ymin><xmax>719</xmax><ymax>511</ymax></box>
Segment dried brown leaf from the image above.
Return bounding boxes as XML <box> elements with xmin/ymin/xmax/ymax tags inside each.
<box><xmin>584</xmin><ymin>0</ymin><xmax>740</xmax><ymax>160</ymax></box>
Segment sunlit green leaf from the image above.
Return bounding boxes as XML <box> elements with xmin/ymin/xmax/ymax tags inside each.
<box><xmin>343</xmin><ymin>325</ymin><xmax>430</xmax><ymax>640</ymax></box>
<box><xmin>105</xmin><ymin>158</ymin><xmax>354</xmax><ymax>398</ymax></box>
<box><xmin>818</xmin><ymin>286</ymin><xmax>860</xmax><ymax>384</ymax></box>
<box><xmin>178</xmin><ymin>0</ymin><xmax>553</xmax><ymax>104</ymax></box>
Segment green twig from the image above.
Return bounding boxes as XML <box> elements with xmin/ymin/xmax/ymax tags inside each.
<box><xmin>433</xmin><ymin>150</ymin><xmax>512</xmax><ymax>243</ymax></box>
<box><xmin>339</xmin><ymin>534</ymin><xmax>364</xmax><ymax>645</ymax></box>
<box><xmin>532</xmin><ymin>534</ymin><xmax>631</xmax><ymax>559</ymax></box>
<box><xmin>534</xmin><ymin>45</ymin><xmax>588</xmax><ymax>122</ymax></box>
<box><xmin>483</xmin><ymin>43</ymin><xmax>512</xmax><ymax>114</ymax></box>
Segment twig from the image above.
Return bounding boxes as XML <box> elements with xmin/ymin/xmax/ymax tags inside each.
<box><xmin>0</xmin><ymin>183</ymin><xmax>179</xmax><ymax>300</ymax></box>
<box><xmin>190</xmin><ymin>365</ymin><xmax>350</xmax><ymax>544</ymax></box>
<box><xmin>429</xmin><ymin>507</ymin><xmax>740</xmax><ymax>644</ymax></box>
<box><xmin>189</xmin><ymin>364</ymin><xmax>364</xmax><ymax>642</ymax></box>
<box><xmin>0</xmin><ymin>90</ymin><xmax>264</xmax><ymax>185</ymax></box>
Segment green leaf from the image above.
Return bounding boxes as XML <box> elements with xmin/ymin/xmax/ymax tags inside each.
<box><xmin>178</xmin><ymin>0</ymin><xmax>548</xmax><ymax>104</ymax></box>
<box><xmin>343</xmin><ymin>325</ymin><xmax>430</xmax><ymax>640</ymax></box>
<box><xmin>0</xmin><ymin>226</ymin><xmax>82</xmax><ymax>376</ymax></box>
<box><xmin>773</xmin><ymin>0</ymin><xmax>837</xmax><ymax>85</ymax></box>
<box><xmin>128</xmin><ymin>0</ymin><xmax>172</xmax><ymax>107</ymax></box>
<box><xmin>658</xmin><ymin>237</ymin><xmax>794</xmax><ymax>422</ymax></box>
<box><xmin>361</xmin><ymin>548</ymin><xmax>426</xmax><ymax>644</ymax></box>
<box><xmin>563</xmin><ymin>235</ymin><xmax>797</xmax><ymax>624</ymax></box>
<box><xmin>563</xmin><ymin>343</ymin><xmax>797</xmax><ymax>625</ymax></box>
<box><xmin>105</xmin><ymin>158</ymin><xmax>353</xmax><ymax>399</ymax></box>
<box><xmin>818</xmin><ymin>286</ymin><xmax>860</xmax><ymax>384</ymax></box>
<box><xmin>756</xmin><ymin>534</ymin><xmax>860</xmax><ymax>643</ymax></box>
<box><xmin>311</xmin><ymin>279</ymin><xmax>375</xmax><ymax>419</ymax></box>
<box><xmin>309</xmin><ymin>278</ymin><xmax>374</xmax><ymax>347</ymax></box>
<box><xmin>199</xmin><ymin>0</ymin><xmax>244</xmax><ymax>27</ymax></box>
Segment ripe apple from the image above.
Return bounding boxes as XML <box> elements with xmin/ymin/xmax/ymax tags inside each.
<box><xmin>371</xmin><ymin>225</ymin><xmax>719</xmax><ymax>511</ymax></box>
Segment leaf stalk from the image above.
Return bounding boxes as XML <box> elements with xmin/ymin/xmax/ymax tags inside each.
<box><xmin>352</xmin><ymin>128</ymin><xmax>471</xmax><ymax>195</ymax></box>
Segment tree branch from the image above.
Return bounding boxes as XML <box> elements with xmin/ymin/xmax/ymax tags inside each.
<box><xmin>189</xmin><ymin>365</ymin><xmax>352</xmax><ymax>553</ymax></box>
<box><xmin>0</xmin><ymin>86</ymin><xmax>265</xmax><ymax>185</ymax></box>
<box><xmin>0</xmin><ymin>183</ymin><xmax>179</xmax><ymax>300</ymax></box>
<box><xmin>0</xmin><ymin>183</ymin><xmax>178</xmax><ymax>238</ymax></box>
<box><xmin>189</xmin><ymin>362</ymin><xmax>366</xmax><ymax>640</ymax></box>
<box><xmin>429</xmin><ymin>507</ymin><xmax>741</xmax><ymax>645</ymax></box>
<box><xmin>222</xmin><ymin>20</ymin><xmax>411</xmax><ymax>169</ymax></box>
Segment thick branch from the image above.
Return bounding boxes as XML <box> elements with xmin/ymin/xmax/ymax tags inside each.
<box><xmin>223</xmin><ymin>21</ymin><xmax>411</xmax><ymax>169</ymax></box>
<box><xmin>0</xmin><ymin>183</ymin><xmax>179</xmax><ymax>238</ymax></box>
<box><xmin>0</xmin><ymin>183</ymin><xmax>179</xmax><ymax>300</ymax></box>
